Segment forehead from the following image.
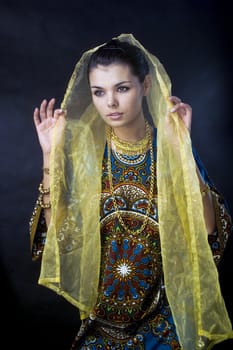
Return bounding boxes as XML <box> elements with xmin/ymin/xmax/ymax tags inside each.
<box><xmin>89</xmin><ymin>63</ymin><xmax>138</xmax><ymax>85</ymax></box>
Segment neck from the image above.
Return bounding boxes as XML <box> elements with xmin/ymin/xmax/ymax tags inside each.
<box><xmin>112</xmin><ymin>115</ymin><xmax>146</xmax><ymax>142</ymax></box>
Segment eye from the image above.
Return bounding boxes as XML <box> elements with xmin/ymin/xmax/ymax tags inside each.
<box><xmin>93</xmin><ymin>90</ymin><xmax>104</xmax><ymax>97</ymax></box>
<box><xmin>117</xmin><ymin>86</ymin><xmax>129</xmax><ymax>93</ymax></box>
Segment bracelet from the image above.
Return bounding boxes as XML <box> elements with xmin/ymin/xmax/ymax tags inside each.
<box><xmin>200</xmin><ymin>183</ymin><xmax>210</xmax><ymax>197</ymax></box>
<box><xmin>39</xmin><ymin>182</ymin><xmax>50</xmax><ymax>195</ymax></box>
<box><xmin>43</xmin><ymin>167</ymin><xmax>50</xmax><ymax>175</ymax></box>
<box><xmin>38</xmin><ymin>194</ymin><xmax>51</xmax><ymax>209</ymax></box>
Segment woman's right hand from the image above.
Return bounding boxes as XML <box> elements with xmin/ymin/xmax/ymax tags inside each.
<box><xmin>33</xmin><ymin>98</ymin><xmax>66</xmax><ymax>155</ymax></box>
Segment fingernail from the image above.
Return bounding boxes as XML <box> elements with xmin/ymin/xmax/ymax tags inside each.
<box><xmin>171</xmin><ymin>107</ymin><xmax>176</xmax><ymax>112</ymax></box>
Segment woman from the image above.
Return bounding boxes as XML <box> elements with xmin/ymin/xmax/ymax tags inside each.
<box><xmin>30</xmin><ymin>34</ymin><xmax>233</xmax><ymax>349</ymax></box>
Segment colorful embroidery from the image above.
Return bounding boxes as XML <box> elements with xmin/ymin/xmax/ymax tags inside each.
<box><xmin>30</xmin><ymin>136</ymin><xmax>232</xmax><ymax>350</ymax></box>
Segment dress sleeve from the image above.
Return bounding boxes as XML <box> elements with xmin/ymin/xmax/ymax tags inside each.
<box><xmin>29</xmin><ymin>195</ymin><xmax>47</xmax><ymax>261</ymax></box>
<box><xmin>193</xmin><ymin>146</ymin><xmax>232</xmax><ymax>265</ymax></box>
<box><xmin>208</xmin><ymin>189</ymin><xmax>232</xmax><ymax>265</ymax></box>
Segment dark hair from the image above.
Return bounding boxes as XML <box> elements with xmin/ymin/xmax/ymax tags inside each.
<box><xmin>87</xmin><ymin>39</ymin><xmax>149</xmax><ymax>82</ymax></box>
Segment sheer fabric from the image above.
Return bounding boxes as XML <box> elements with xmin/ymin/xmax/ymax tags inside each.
<box><xmin>37</xmin><ymin>33</ymin><xmax>233</xmax><ymax>348</ymax></box>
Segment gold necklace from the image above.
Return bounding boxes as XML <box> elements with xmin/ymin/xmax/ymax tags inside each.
<box><xmin>111</xmin><ymin>121</ymin><xmax>150</xmax><ymax>156</ymax></box>
<box><xmin>106</xmin><ymin>121</ymin><xmax>155</xmax><ymax>235</ymax></box>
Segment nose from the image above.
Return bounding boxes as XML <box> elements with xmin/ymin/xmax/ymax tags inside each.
<box><xmin>107</xmin><ymin>93</ymin><xmax>118</xmax><ymax>108</ymax></box>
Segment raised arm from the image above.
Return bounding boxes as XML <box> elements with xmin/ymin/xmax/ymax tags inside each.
<box><xmin>169</xmin><ymin>95</ymin><xmax>216</xmax><ymax>234</ymax></box>
<box><xmin>33</xmin><ymin>98</ymin><xmax>66</xmax><ymax>227</ymax></box>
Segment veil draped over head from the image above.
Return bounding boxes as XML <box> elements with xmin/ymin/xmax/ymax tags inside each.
<box><xmin>38</xmin><ymin>33</ymin><xmax>233</xmax><ymax>349</ymax></box>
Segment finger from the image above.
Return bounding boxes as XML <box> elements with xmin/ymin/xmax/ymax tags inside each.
<box><xmin>169</xmin><ymin>96</ymin><xmax>182</xmax><ymax>105</ymax></box>
<box><xmin>170</xmin><ymin>102</ymin><xmax>190</xmax><ymax>114</ymax></box>
<box><xmin>180</xmin><ymin>102</ymin><xmax>192</xmax><ymax>112</ymax></box>
<box><xmin>178</xmin><ymin>103</ymin><xmax>192</xmax><ymax>116</ymax></box>
<box><xmin>54</xmin><ymin>108</ymin><xmax>65</xmax><ymax>120</ymax></box>
<box><xmin>170</xmin><ymin>104</ymin><xmax>182</xmax><ymax>113</ymax></box>
<box><xmin>47</xmin><ymin>98</ymin><xmax>56</xmax><ymax>119</ymax></box>
<box><xmin>40</xmin><ymin>99</ymin><xmax>48</xmax><ymax>120</ymax></box>
<box><xmin>33</xmin><ymin>107</ymin><xmax>41</xmax><ymax>127</ymax></box>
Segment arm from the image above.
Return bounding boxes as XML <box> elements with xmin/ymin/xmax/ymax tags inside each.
<box><xmin>196</xmin><ymin>166</ymin><xmax>216</xmax><ymax>234</ymax></box>
<box><xmin>169</xmin><ymin>96</ymin><xmax>217</xmax><ymax>235</ymax></box>
<box><xmin>193</xmin><ymin>145</ymin><xmax>232</xmax><ymax>265</ymax></box>
<box><xmin>29</xmin><ymin>98</ymin><xmax>65</xmax><ymax>259</ymax></box>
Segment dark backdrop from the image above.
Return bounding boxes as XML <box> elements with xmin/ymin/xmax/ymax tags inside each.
<box><xmin>1</xmin><ymin>1</ymin><xmax>232</xmax><ymax>349</ymax></box>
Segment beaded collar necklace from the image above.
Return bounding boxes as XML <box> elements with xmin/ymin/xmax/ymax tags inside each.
<box><xmin>110</xmin><ymin>121</ymin><xmax>150</xmax><ymax>156</ymax></box>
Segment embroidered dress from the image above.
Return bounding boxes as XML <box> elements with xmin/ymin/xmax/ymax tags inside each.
<box><xmin>30</xmin><ymin>132</ymin><xmax>232</xmax><ymax>349</ymax></box>
<box><xmin>70</xmin><ymin>134</ymin><xmax>180</xmax><ymax>349</ymax></box>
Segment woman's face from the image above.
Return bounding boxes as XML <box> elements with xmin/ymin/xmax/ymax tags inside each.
<box><xmin>89</xmin><ymin>63</ymin><xmax>150</xmax><ymax>129</ymax></box>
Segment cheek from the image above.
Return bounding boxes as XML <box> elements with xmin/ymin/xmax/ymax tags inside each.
<box><xmin>127</xmin><ymin>91</ymin><xmax>143</xmax><ymax>109</ymax></box>
<box><xmin>92</xmin><ymin>98</ymin><xmax>105</xmax><ymax>116</ymax></box>
<box><xmin>92</xmin><ymin>97</ymin><xmax>101</xmax><ymax>110</ymax></box>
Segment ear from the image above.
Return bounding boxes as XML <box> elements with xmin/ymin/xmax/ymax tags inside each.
<box><xmin>143</xmin><ymin>75</ymin><xmax>151</xmax><ymax>96</ymax></box>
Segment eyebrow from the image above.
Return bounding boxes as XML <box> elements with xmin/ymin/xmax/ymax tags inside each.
<box><xmin>90</xmin><ymin>80</ymin><xmax>132</xmax><ymax>89</ymax></box>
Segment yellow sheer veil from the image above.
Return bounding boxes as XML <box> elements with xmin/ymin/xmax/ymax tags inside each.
<box><xmin>38</xmin><ymin>33</ymin><xmax>233</xmax><ymax>348</ymax></box>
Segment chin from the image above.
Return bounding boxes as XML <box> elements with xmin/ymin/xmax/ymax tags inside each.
<box><xmin>104</xmin><ymin>119</ymin><xmax>126</xmax><ymax>128</ymax></box>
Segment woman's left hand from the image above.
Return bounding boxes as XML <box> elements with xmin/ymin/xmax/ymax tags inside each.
<box><xmin>169</xmin><ymin>96</ymin><xmax>192</xmax><ymax>133</ymax></box>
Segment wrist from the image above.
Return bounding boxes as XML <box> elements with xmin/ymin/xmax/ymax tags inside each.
<box><xmin>42</xmin><ymin>153</ymin><xmax>50</xmax><ymax>169</ymax></box>
<box><xmin>42</xmin><ymin>167</ymin><xmax>50</xmax><ymax>175</ymax></box>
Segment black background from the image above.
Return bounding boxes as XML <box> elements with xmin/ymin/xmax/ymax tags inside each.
<box><xmin>1</xmin><ymin>0</ymin><xmax>233</xmax><ymax>348</ymax></box>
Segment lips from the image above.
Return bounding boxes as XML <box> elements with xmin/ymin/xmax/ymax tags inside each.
<box><xmin>107</xmin><ymin>112</ymin><xmax>123</xmax><ymax>120</ymax></box>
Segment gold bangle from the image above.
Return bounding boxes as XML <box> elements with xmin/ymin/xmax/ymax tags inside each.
<box><xmin>38</xmin><ymin>182</ymin><xmax>50</xmax><ymax>195</ymax></box>
<box><xmin>38</xmin><ymin>194</ymin><xmax>51</xmax><ymax>209</ymax></box>
<box><xmin>43</xmin><ymin>167</ymin><xmax>50</xmax><ymax>175</ymax></box>
<box><xmin>200</xmin><ymin>183</ymin><xmax>210</xmax><ymax>197</ymax></box>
